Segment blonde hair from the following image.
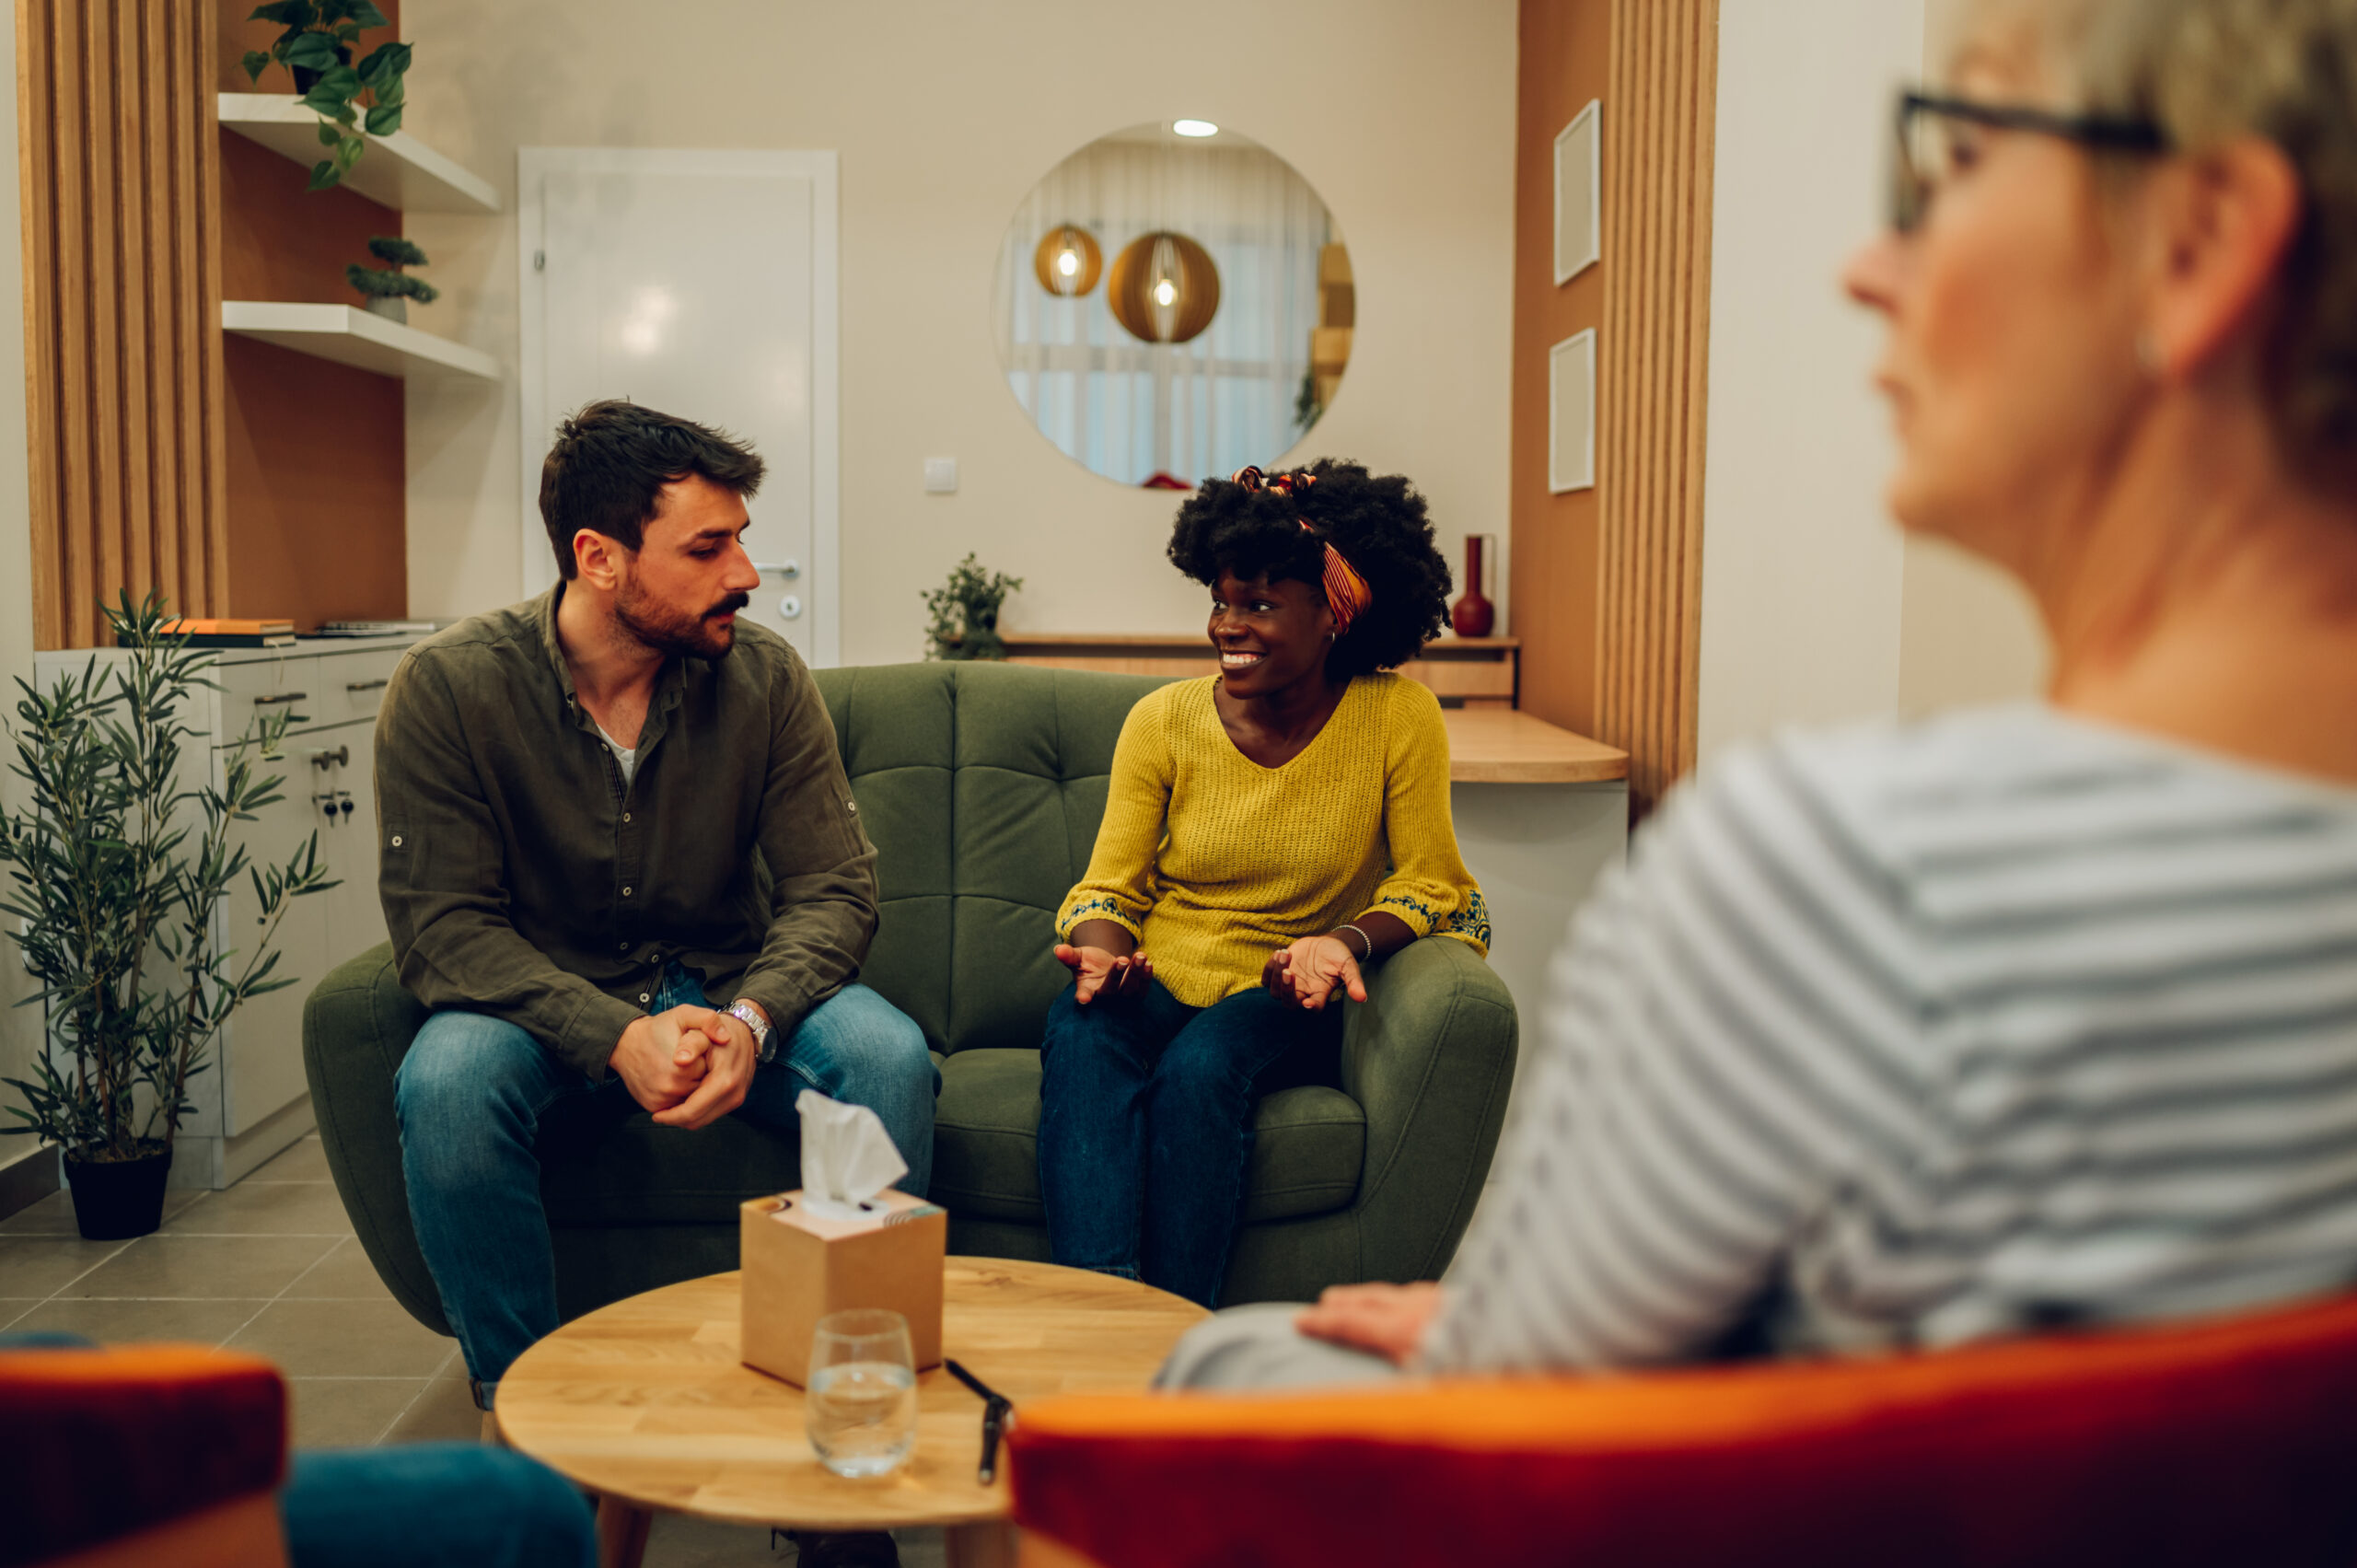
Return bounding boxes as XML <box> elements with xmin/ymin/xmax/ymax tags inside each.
<box><xmin>1971</xmin><ymin>0</ymin><xmax>2357</xmax><ymax>482</ymax></box>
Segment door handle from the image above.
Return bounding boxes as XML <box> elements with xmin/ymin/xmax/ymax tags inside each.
<box><xmin>751</xmin><ymin>560</ymin><xmax>800</xmax><ymax>579</ymax></box>
<box><xmin>252</xmin><ymin>691</ymin><xmax>308</xmax><ymax>706</ymax></box>
<box><xmin>345</xmin><ymin>679</ymin><xmax>389</xmax><ymax>692</ymax></box>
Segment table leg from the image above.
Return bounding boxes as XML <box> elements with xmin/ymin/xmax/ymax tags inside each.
<box><xmin>946</xmin><ymin>1519</ymin><xmax>1019</xmax><ymax>1568</ymax></box>
<box><xmin>594</xmin><ymin>1495</ymin><xmax>653</xmax><ymax>1568</ymax></box>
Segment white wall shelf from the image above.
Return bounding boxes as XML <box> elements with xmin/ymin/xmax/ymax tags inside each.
<box><xmin>218</xmin><ymin>93</ymin><xmax>500</xmax><ymax>215</ymax></box>
<box><xmin>222</xmin><ymin>300</ymin><xmax>501</xmax><ymax>381</ymax></box>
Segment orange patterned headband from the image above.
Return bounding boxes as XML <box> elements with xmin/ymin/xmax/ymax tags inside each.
<box><xmin>1229</xmin><ymin>466</ymin><xmax>1373</xmax><ymax>637</ymax></box>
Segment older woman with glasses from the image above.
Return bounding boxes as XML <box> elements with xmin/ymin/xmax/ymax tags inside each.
<box><xmin>1163</xmin><ymin>0</ymin><xmax>2357</xmax><ymax>1388</ymax></box>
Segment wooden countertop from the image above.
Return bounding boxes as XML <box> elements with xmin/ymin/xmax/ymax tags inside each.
<box><xmin>1444</xmin><ymin>709</ymin><xmax>1629</xmax><ymax>784</ymax></box>
<box><xmin>1004</xmin><ymin>632</ymin><xmax>1520</xmax><ymax>650</ymax></box>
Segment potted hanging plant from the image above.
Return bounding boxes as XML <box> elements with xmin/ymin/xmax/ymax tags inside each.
<box><xmin>923</xmin><ymin>554</ymin><xmax>1025</xmax><ymax>661</ymax></box>
<box><xmin>347</xmin><ymin>236</ymin><xmax>439</xmax><ymax>324</ymax></box>
<box><xmin>0</xmin><ymin>594</ymin><xmax>337</xmax><ymax>1239</ymax></box>
<box><xmin>239</xmin><ymin>1</ymin><xmax>414</xmax><ymax>192</ymax></box>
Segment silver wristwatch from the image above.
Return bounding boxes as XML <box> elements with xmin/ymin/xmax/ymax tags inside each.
<box><xmin>726</xmin><ymin>1000</ymin><xmax>775</xmax><ymax>1064</ymax></box>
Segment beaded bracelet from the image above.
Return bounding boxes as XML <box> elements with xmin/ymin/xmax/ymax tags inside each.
<box><xmin>1334</xmin><ymin>923</ymin><xmax>1375</xmax><ymax>961</ymax></box>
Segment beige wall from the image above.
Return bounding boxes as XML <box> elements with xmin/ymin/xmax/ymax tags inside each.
<box><xmin>400</xmin><ymin>0</ymin><xmax>1519</xmax><ymax>664</ymax></box>
<box><xmin>1696</xmin><ymin>0</ymin><xmax>2048</xmax><ymax>761</ymax></box>
<box><xmin>0</xmin><ymin>5</ymin><xmax>46</xmax><ymax>1187</ymax></box>
<box><xmin>1695</xmin><ymin>0</ymin><xmax>1921</xmax><ymax>761</ymax></box>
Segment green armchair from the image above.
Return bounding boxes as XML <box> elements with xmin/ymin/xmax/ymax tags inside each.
<box><xmin>304</xmin><ymin>662</ymin><xmax>1518</xmax><ymax>1333</ymax></box>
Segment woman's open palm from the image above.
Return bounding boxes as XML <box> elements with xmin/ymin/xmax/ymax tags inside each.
<box><xmin>1054</xmin><ymin>944</ymin><xmax>1155</xmax><ymax>1005</ymax></box>
<box><xmin>1262</xmin><ymin>935</ymin><xmax>1366</xmax><ymax>1011</ymax></box>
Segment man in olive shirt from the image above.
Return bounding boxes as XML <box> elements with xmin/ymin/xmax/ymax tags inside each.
<box><xmin>377</xmin><ymin>401</ymin><xmax>933</xmax><ymax>1405</ymax></box>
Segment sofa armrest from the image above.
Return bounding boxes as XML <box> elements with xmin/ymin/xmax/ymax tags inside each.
<box><xmin>1340</xmin><ymin>936</ymin><xmax>1517</xmax><ymax>1283</ymax></box>
<box><xmin>300</xmin><ymin>942</ymin><xmax>446</xmax><ymax>1335</ymax></box>
<box><xmin>0</xmin><ymin>1344</ymin><xmax>285</xmax><ymax>1567</ymax></box>
<box><xmin>1008</xmin><ymin>1291</ymin><xmax>2357</xmax><ymax>1568</ymax></box>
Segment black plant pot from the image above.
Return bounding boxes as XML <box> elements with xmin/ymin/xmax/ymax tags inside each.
<box><xmin>291</xmin><ymin>65</ymin><xmax>323</xmax><ymax>95</ymax></box>
<box><xmin>63</xmin><ymin>1146</ymin><xmax>173</xmax><ymax>1240</ymax></box>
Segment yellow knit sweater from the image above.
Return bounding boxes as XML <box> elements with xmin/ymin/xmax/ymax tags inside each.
<box><xmin>1055</xmin><ymin>674</ymin><xmax>1491</xmax><ymax>1007</ymax></box>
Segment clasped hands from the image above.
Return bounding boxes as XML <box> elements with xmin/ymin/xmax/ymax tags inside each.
<box><xmin>607</xmin><ymin>1001</ymin><xmax>764</xmax><ymax>1129</ymax></box>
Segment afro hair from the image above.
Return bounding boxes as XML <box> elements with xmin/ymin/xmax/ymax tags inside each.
<box><xmin>1167</xmin><ymin>459</ymin><xmax>1453</xmax><ymax>679</ymax></box>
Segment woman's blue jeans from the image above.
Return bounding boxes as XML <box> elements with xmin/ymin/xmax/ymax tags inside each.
<box><xmin>1037</xmin><ymin>978</ymin><xmax>1340</xmax><ymax>1307</ymax></box>
<box><xmin>394</xmin><ymin>968</ymin><xmax>935</xmax><ymax>1392</ymax></box>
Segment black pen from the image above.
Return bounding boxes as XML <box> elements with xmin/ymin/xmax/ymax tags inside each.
<box><xmin>944</xmin><ymin>1358</ymin><xmax>1013</xmax><ymax>1484</ymax></box>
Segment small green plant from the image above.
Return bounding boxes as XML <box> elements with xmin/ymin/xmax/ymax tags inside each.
<box><xmin>923</xmin><ymin>554</ymin><xmax>1025</xmax><ymax>661</ymax></box>
<box><xmin>239</xmin><ymin>1</ymin><xmax>413</xmax><ymax>192</ymax></box>
<box><xmin>0</xmin><ymin>593</ymin><xmax>338</xmax><ymax>1163</ymax></box>
<box><xmin>347</xmin><ymin>236</ymin><xmax>439</xmax><ymax>307</ymax></box>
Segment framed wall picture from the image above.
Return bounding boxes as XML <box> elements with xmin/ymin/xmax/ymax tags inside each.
<box><xmin>1554</xmin><ymin>99</ymin><xmax>1601</xmax><ymax>285</ymax></box>
<box><xmin>1550</xmin><ymin>328</ymin><xmax>1596</xmax><ymax>494</ymax></box>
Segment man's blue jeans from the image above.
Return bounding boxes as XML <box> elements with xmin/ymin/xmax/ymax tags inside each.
<box><xmin>1037</xmin><ymin>979</ymin><xmax>1340</xmax><ymax>1308</ymax></box>
<box><xmin>395</xmin><ymin>970</ymin><xmax>935</xmax><ymax>1391</ymax></box>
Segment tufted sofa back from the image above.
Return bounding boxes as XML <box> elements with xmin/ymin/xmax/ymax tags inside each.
<box><xmin>809</xmin><ymin>661</ymin><xmax>1173</xmax><ymax>1057</ymax></box>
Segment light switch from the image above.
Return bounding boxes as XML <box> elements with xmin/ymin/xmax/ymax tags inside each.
<box><xmin>923</xmin><ymin>457</ymin><xmax>958</xmax><ymax>494</ymax></box>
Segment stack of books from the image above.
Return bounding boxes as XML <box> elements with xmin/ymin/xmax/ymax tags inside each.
<box><xmin>144</xmin><ymin>618</ymin><xmax>296</xmax><ymax>649</ymax></box>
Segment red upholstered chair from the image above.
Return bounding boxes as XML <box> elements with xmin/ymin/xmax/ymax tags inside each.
<box><xmin>1008</xmin><ymin>1291</ymin><xmax>2357</xmax><ymax>1568</ymax></box>
<box><xmin>0</xmin><ymin>1343</ymin><xmax>289</xmax><ymax>1568</ymax></box>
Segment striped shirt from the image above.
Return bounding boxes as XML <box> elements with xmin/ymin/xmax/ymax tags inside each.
<box><xmin>1424</xmin><ymin>703</ymin><xmax>2357</xmax><ymax>1373</ymax></box>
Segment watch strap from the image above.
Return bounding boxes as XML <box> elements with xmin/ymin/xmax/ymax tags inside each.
<box><xmin>726</xmin><ymin>1000</ymin><xmax>775</xmax><ymax>1064</ymax></box>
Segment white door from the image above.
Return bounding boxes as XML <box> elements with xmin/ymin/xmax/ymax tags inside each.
<box><xmin>518</xmin><ymin>149</ymin><xmax>841</xmax><ymax>664</ymax></box>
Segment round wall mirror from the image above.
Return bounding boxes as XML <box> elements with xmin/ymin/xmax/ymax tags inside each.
<box><xmin>993</xmin><ymin>122</ymin><xmax>1353</xmax><ymax>488</ymax></box>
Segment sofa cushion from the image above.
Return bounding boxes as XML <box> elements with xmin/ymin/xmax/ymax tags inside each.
<box><xmin>539</xmin><ymin>1101</ymin><xmax>800</xmax><ymax>1228</ymax></box>
<box><xmin>933</xmin><ymin>1048</ymin><xmax>1366</xmax><ymax>1225</ymax></box>
<box><xmin>810</xmin><ymin>663</ymin><xmax>1172</xmax><ymax>1059</ymax></box>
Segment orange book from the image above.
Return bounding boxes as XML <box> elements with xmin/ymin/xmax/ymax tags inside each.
<box><xmin>158</xmin><ymin>618</ymin><xmax>294</xmax><ymax>635</ymax></box>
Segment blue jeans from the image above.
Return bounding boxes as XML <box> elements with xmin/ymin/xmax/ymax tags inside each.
<box><xmin>395</xmin><ymin>969</ymin><xmax>935</xmax><ymax>1389</ymax></box>
<box><xmin>282</xmin><ymin>1445</ymin><xmax>595</xmax><ymax>1568</ymax></box>
<box><xmin>1037</xmin><ymin>979</ymin><xmax>1341</xmax><ymax>1307</ymax></box>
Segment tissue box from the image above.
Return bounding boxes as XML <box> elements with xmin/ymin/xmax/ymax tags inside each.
<box><xmin>739</xmin><ymin>1188</ymin><xmax>946</xmax><ymax>1388</ymax></box>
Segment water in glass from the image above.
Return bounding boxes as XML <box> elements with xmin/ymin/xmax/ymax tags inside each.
<box><xmin>807</xmin><ymin>1308</ymin><xmax>918</xmax><ymax>1478</ymax></box>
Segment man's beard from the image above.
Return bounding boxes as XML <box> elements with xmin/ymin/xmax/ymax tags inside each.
<box><xmin>614</xmin><ymin>580</ymin><xmax>750</xmax><ymax>661</ymax></box>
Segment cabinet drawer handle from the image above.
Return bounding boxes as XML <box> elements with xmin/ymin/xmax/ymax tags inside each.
<box><xmin>345</xmin><ymin>679</ymin><xmax>389</xmax><ymax>692</ymax></box>
<box><xmin>251</xmin><ymin>691</ymin><xmax>308</xmax><ymax>706</ymax></box>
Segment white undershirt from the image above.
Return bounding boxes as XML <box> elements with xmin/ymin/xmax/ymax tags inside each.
<box><xmin>595</xmin><ymin>720</ymin><xmax>638</xmax><ymax>787</ymax></box>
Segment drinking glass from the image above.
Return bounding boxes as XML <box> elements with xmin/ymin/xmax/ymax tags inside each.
<box><xmin>806</xmin><ymin>1307</ymin><xmax>918</xmax><ymax>1478</ymax></box>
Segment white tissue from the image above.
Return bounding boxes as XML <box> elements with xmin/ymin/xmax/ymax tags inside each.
<box><xmin>795</xmin><ymin>1088</ymin><xmax>910</xmax><ymax>1223</ymax></box>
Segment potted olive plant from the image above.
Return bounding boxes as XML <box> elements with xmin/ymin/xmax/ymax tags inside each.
<box><xmin>0</xmin><ymin>594</ymin><xmax>337</xmax><ymax>1238</ymax></box>
<box><xmin>923</xmin><ymin>554</ymin><xmax>1025</xmax><ymax>661</ymax></box>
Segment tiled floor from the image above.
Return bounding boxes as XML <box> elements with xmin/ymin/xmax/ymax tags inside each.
<box><xmin>0</xmin><ymin>1134</ymin><xmax>946</xmax><ymax>1566</ymax></box>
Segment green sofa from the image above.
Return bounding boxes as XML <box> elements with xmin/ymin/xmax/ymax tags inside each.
<box><xmin>304</xmin><ymin>662</ymin><xmax>1518</xmax><ymax>1333</ymax></box>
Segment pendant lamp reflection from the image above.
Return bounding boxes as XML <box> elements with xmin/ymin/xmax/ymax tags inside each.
<box><xmin>1108</xmin><ymin>230</ymin><xmax>1220</xmax><ymax>344</ymax></box>
<box><xmin>1032</xmin><ymin>224</ymin><xmax>1103</xmax><ymax>297</ymax></box>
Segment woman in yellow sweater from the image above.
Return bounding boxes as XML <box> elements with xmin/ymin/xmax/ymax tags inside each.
<box><xmin>1043</xmin><ymin>459</ymin><xmax>1490</xmax><ymax>1307</ymax></box>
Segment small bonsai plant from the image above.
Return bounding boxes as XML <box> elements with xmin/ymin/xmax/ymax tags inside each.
<box><xmin>239</xmin><ymin>1</ymin><xmax>414</xmax><ymax>192</ymax></box>
<box><xmin>923</xmin><ymin>555</ymin><xmax>1025</xmax><ymax>661</ymax></box>
<box><xmin>347</xmin><ymin>236</ymin><xmax>438</xmax><ymax>321</ymax></box>
<box><xmin>0</xmin><ymin>593</ymin><xmax>337</xmax><ymax>1239</ymax></box>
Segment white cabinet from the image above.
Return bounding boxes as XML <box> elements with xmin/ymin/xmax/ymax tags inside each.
<box><xmin>31</xmin><ymin>633</ymin><xmax>419</xmax><ymax>1186</ymax></box>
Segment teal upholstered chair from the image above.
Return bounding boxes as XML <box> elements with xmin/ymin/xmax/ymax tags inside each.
<box><xmin>304</xmin><ymin>662</ymin><xmax>1519</xmax><ymax>1333</ymax></box>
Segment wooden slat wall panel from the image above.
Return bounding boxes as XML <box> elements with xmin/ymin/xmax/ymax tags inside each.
<box><xmin>1597</xmin><ymin>0</ymin><xmax>1718</xmax><ymax>814</ymax></box>
<box><xmin>17</xmin><ymin>0</ymin><xmax>226</xmax><ymax>649</ymax></box>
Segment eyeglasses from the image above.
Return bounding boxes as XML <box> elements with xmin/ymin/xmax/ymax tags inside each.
<box><xmin>1890</xmin><ymin>90</ymin><xmax>2171</xmax><ymax>234</ymax></box>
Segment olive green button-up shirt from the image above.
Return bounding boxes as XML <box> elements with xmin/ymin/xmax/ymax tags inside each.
<box><xmin>374</xmin><ymin>587</ymin><xmax>878</xmax><ymax>1080</ymax></box>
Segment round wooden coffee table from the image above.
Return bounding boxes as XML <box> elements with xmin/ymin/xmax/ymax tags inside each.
<box><xmin>495</xmin><ymin>1257</ymin><xmax>1209</xmax><ymax>1568</ymax></box>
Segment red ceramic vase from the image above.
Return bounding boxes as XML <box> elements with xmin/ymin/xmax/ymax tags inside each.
<box><xmin>1451</xmin><ymin>535</ymin><xmax>1495</xmax><ymax>638</ymax></box>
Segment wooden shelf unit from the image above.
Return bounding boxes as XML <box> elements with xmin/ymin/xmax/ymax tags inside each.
<box><xmin>1000</xmin><ymin>633</ymin><xmax>1521</xmax><ymax>709</ymax></box>
<box><xmin>222</xmin><ymin>301</ymin><xmax>500</xmax><ymax>381</ymax></box>
<box><xmin>217</xmin><ymin>93</ymin><xmax>501</xmax><ymax>215</ymax></box>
